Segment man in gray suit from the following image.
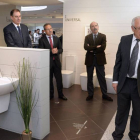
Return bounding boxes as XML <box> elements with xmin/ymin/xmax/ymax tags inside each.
<box><xmin>112</xmin><ymin>16</ymin><xmax>140</xmax><ymax>140</ymax></box>
<box><xmin>3</xmin><ymin>9</ymin><xmax>31</xmax><ymax>47</ymax></box>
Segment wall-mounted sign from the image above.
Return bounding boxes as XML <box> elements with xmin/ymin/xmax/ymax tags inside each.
<box><xmin>65</xmin><ymin>15</ymin><xmax>81</xmax><ymax>22</ymax></box>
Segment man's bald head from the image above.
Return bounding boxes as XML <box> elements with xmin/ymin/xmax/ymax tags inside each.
<box><xmin>90</xmin><ymin>21</ymin><xmax>99</xmax><ymax>34</ymax></box>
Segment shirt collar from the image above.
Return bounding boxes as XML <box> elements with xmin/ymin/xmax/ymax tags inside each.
<box><xmin>46</xmin><ymin>35</ymin><xmax>53</xmax><ymax>38</ymax></box>
<box><xmin>92</xmin><ymin>32</ymin><xmax>98</xmax><ymax>36</ymax></box>
<box><xmin>12</xmin><ymin>22</ymin><xmax>20</xmax><ymax>28</ymax></box>
<box><xmin>132</xmin><ymin>34</ymin><xmax>140</xmax><ymax>42</ymax></box>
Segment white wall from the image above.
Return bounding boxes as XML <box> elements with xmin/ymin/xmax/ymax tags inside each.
<box><xmin>63</xmin><ymin>0</ymin><xmax>140</xmax><ymax>84</ymax></box>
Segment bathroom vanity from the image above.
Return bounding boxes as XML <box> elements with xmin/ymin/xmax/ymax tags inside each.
<box><xmin>0</xmin><ymin>47</ymin><xmax>50</xmax><ymax>139</ymax></box>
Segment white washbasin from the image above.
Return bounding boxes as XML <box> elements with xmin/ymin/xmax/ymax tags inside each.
<box><xmin>0</xmin><ymin>77</ymin><xmax>19</xmax><ymax>113</ymax></box>
<box><xmin>0</xmin><ymin>77</ymin><xmax>19</xmax><ymax>95</ymax></box>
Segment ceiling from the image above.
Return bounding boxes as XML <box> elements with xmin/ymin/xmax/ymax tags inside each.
<box><xmin>22</xmin><ymin>4</ymin><xmax>63</xmax><ymax>19</ymax></box>
<box><xmin>0</xmin><ymin>1</ymin><xmax>63</xmax><ymax>24</ymax></box>
<box><xmin>0</xmin><ymin>0</ymin><xmax>63</xmax><ymax>6</ymax></box>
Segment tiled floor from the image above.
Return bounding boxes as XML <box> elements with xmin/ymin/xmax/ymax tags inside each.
<box><xmin>0</xmin><ymin>85</ymin><xmax>117</xmax><ymax>140</ymax></box>
<box><xmin>101</xmin><ymin>114</ymin><xmax>140</xmax><ymax>140</ymax></box>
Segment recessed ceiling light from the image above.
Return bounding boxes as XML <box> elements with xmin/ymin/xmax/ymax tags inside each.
<box><xmin>58</xmin><ymin>0</ymin><xmax>64</xmax><ymax>2</ymax></box>
<box><xmin>21</xmin><ymin>6</ymin><xmax>47</xmax><ymax>11</ymax></box>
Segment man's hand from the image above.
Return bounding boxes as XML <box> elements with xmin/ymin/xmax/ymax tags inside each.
<box><xmin>97</xmin><ymin>45</ymin><xmax>101</xmax><ymax>48</ymax></box>
<box><xmin>112</xmin><ymin>83</ymin><xmax>118</xmax><ymax>93</ymax></box>
<box><xmin>52</xmin><ymin>48</ymin><xmax>58</xmax><ymax>54</ymax></box>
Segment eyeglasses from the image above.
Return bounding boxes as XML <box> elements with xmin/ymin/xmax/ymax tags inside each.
<box><xmin>45</xmin><ymin>28</ymin><xmax>53</xmax><ymax>31</ymax></box>
<box><xmin>133</xmin><ymin>26</ymin><xmax>140</xmax><ymax>31</ymax></box>
<box><xmin>91</xmin><ymin>24</ymin><xmax>98</xmax><ymax>28</ymax></box>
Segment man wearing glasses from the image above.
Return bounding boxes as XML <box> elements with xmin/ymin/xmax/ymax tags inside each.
<box><xmin>84</xmin><ymin>21</ymin><xmax>113</xmax><ymax>101</ymax></box>
<box><xmin>39</xmin><ymin>23</ymin><xmax>67</xmax><ymax>101</ymax></box>
<box><xmin>3</xmin><ymin>9</ymin><xmax>31</xmax><ymax>47</ymax></box>
<box><xmin>112</xmin><ymin>16</ymin><xmax>140</xmax><ymax>140</ymax></box>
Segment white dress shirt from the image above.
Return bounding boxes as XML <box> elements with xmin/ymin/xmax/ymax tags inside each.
<box><xmin>113</xmin><ymin>35</ymin><xmax>140</xmax><ymax>83</ymax></box>
<box><xmin>127</xmin><ymin>35</ymin><xmax>140</xmax><ymax>78</ymax></box>
<box><xmin>92</xmin><ymin>32</ymin><xmax>98</xmax><ymax>40</ymax></box>
<box><xmin>46</xmin><ymin>35</ymin><xmax>54</xmax><ymax>45</ymax></box>
<box><xmin>12</xmin><ymin>22</ymin><xmax>21</xmax><ymax>32</ymax></box>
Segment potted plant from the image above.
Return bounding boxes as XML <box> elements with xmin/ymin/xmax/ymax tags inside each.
<box><xmin>12</xmin><ymin>58</ymin><xmax>38</xmax><ymax>140</ymax></box>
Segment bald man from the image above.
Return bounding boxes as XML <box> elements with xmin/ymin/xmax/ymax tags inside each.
<box><xmin>84</xmin><ymin>21</ymin><xmax>113</xmax><ymax>101</ymax></box>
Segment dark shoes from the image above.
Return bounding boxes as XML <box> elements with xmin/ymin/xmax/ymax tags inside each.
<box><xmin>130</xmin><ymin>138</ymin><xmax>139</xmax><ymax>140</ymax></box>
<box><xmin>50</xmin><ymin>95</ymin><xmax>67</xmax><ymax>100</ymax></box>
<box><xmin>86</xmin><ymin>95</ymin><xmax>113</xmax><ymax>101</ymax></box>
<box><xmin>86</xmin><ymin>96</ymin><xmax>93</xmax><ymax>101</ymax></box>
<box><xmin>59</xmin><ymin>96</ymin><xmax>68</xmax><ymax>100</ymax></box>
<box><xmin>102</xmin><ymin>95</ymin><xmax>113</xmax><ymax>101</ymax></box>
<box><xmin>113</xmin><ymin>137</ymin><xmax>139</xmax><ymax>140</ymax></box>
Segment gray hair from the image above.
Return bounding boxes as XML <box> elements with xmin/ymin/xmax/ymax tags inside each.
<box><xmin>131</xmin><ymin>16</ymin><xmax>140</xmax><ymax>26</ymax></box>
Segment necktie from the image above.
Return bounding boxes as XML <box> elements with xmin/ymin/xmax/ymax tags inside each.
<box><xmin>17</xmin><ymin>26</ymin><xmax>22</xmax><ymax>38</ymax></box>
<box><xmin>128</xmin><ymin>39</ymin><xmax>140</xmax><ymax>77</ymax></box>
<box><xmin>94</xmin><ymin>35</ymin><xmax>97</xmax><ymax>43</ymax></box>
<box><xmin>48</xmin><ymin>37</ymin><xmax>55</xmax><ymax>60</ymax></box>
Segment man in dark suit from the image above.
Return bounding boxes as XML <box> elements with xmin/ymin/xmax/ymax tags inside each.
<box><xmin>39</xmin><ymin>23</ymin><xmax>67</xmax><ymax>100</ymax></box>
<box><xmin>84</xmin><ymin>21</ymin><xmax>113</xmax><ymax>101</ymax></box>
<box><xmin>112</xmin><ymin>16</ymin><xmax>140</xmax><ymax>140</ymax></box>
<box><xmin>3</xmin><ymin>9</ymin><xmax>31</xmax><ymax>47</ymax></box>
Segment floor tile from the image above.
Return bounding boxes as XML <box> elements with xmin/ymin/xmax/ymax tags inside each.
<box><xmin>57</xmin><ymin>117</ymin><xmax>103</xmax><ymax>139</ymax></box>
<box><xmin>43</xmin><ymin>122</ymin><xmax>67</xmax><ymax>140</ymax></box>
<box><xmin>69</xmin><ymin>133</ymin><xmax>103</xmax><ymax>140</ymax></box>
<box><xmin>76</xmin><ymin>102</ymin><xmax>115</xmax><ymax>116</ymax></box>
<box><xmin>89</xmin><ymin>112</ymin><xmax>116</xmax><ymax>130</ymax></box>
<box><xmin>51</xmin><ymin>106</ymin><xmax>86</xmax><ymax>121</ymax></box>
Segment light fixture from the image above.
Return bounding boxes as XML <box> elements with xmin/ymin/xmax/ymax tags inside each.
<box><xmin>58</xmin><ymin>0</ymin><xmax>64</xmax><ymax>2</ymax></box>
<box><xmin>21</xmin><ymin>6</ymin><xmax>47</xmax><ymax>11</ymax></box>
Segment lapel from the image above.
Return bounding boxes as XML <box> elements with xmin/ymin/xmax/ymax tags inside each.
<box><xmin>89</xmin><ymin>34</ymin><xmax>94</xmax><ymax>45</ymax></box>
<box><xmin>137</xmin><ymin>60</ymin><xmax>140</xmax><ymax>97</ymax></box>
<box><xmin>20</xmin><ymin>24</ymin><xmax>24</xmax><ymax>43</ymax></box>
<box><xmin>11</xmin><ymin>23</ymin><xmax>24</xmax><ymax>44</ymax></box>
<box><xmin>53</xmin><ymin>36</ymin><xmax>56</xmax><ymax>48</ymax></box>
<box><xmin>95</xmin><ymin>32</ymin><xmax>101</xmax><ymax>44</ymax></box>
<box><xmin>43</xmin><ymin>35</ymin><xmax>51</xmax><ymax>49</ymax></box>
<box><xmin>126</xmin><ymin>34</ymin><xmax>133</xmax><ymax>68</ymax></box>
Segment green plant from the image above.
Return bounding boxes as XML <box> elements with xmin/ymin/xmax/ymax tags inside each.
<box><xmin>12</xmin><ymin>58</ymin><xmax>38</xmax><ymax>134</ymax></box>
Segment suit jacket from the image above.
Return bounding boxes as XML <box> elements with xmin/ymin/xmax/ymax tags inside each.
<box><xmin>39</xmin><ymin>35</ymin><xmax>63</xmax><ymax>68</ymax></box>
<box><xmin>3</xmin><ymin>23</ymin><xmax>31</xmax><ymax>47</ymax></box>
<box><xmin>113</xmin><ymin>34</ymin><xmax>140</xmax><ymax>96</ymax></box>
<box><xmin>84</xmin><ymin>33</ymin><xmax>107</xmax><ymax>66</ymax></box>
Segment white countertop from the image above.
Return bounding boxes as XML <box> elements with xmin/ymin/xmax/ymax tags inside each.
<box><xmin>0</xmin><ymin>47</ymin><xmax>49</xmax><ymax>52</ymax></box>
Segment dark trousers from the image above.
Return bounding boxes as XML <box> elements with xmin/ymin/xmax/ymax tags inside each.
<box><xmin>50</xmin><ymin>60</ymin><xmax>63</xmax><ymax>98</ymax></box>
<box><xmin>112</xmin><ymin>78</ymin><xmax>140</xmax><ymax>140</ymax></box>
<box><xmin>86</xmin><ymin>55</ymin><xmax>107</xmax><ymax>96</ymax></box>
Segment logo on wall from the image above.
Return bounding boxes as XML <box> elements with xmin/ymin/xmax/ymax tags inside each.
<box><xmin>65</xmin><ymin>15</ymin><xmax>81</xmax><ymax>22</ymax></box>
